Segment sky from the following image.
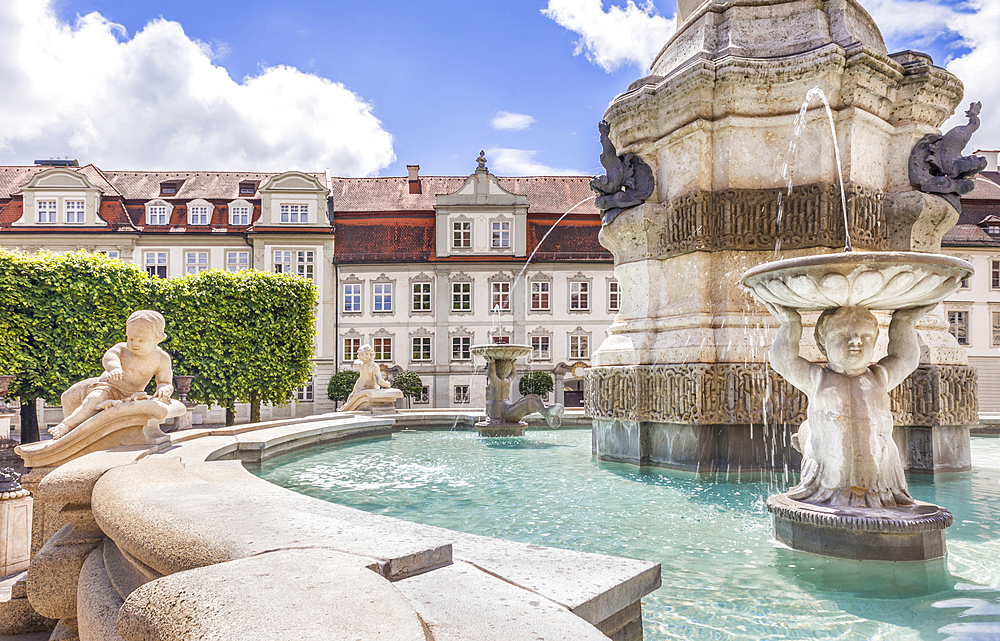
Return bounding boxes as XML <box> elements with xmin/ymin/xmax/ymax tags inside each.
<box><xmin>0</xmin><ymin>0</ymin><xmax>994</xmax><ymax>178</ymax></box>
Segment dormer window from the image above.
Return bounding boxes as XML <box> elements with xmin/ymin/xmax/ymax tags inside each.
<box><xmin>144</xmin><ymin>199</ymin><xmax>174</xmax><ymax>226</ymax></box>
<box><xmin>160</xmin><ymin>182</ymin><xmax>178</xmax><ymax>196</ymax></box>
<box><xmin>187</xmin><ymin>199</ymin><xmax>213</xmax><ymax>226</ymax></box>
<box><xmin>989</xmin><ymin>225</ymin><xmax>1000</xmax><ymax>235</ymax></box>
<box><xmin>239</xmin><ymin>182</ymin><xmax>257</xmax><ymax>195</ymax></box>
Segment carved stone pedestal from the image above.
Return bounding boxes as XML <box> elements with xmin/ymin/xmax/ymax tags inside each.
<box><xmin>767</xmin><ymin>493</ymin><xmax>952</xmax><ymax>561</ymax></box>
<box><xmin>476</xmin><ymin>422</ymin><xmax>526</xmax><ymax>438</ymax></box>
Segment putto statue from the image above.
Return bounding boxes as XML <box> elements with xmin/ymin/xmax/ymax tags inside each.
<box><xmin>768</xmin><ymin>303</ymin><xmax>930</xmax><ymax>507</ymax></box>
<box><xmin>49</xmin><ymin>310</ymin><xmax>174</xmax><ymax>440</ymax></box>
<box><xmin>341</xmin><ymin>344</ymin><xmax>403</xmax><ymax>414</ymax></box>
<box><xmin>909</xmin><ymin>101</ymin><xmax>988</xmax><ymax>211</ymax></box>
<box><xmin>590</xmin><ymin>120</ymin><xmax>654</xmax><ymax>226</ymax></box>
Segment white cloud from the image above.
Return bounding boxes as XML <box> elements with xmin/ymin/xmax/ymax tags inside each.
<box><xmin>490</xmin><ymin>111</ymin><xmax>536</xmax><ymax>131</ymax></box>
<box><xmin>487</xmin><ymin>148</ymin><xmax>584</xmax><ymax>176</ymax></box>
<box><xmin>864</xmin><ymin>0</ymin><xmax>1000</xmax><ymax>150</ymax></box>
<box><xmin>541</xmin><ymin>0</ymin><xmax>675</xmax><ymax>73</ymax></box>
<box><xmin>0</xmin><ymin>0</ymin><xmax>395</xmax><ymax>174</ymax></box>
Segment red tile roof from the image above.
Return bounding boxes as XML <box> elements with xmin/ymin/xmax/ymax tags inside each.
<box><xmin>330</xmin><ymin>176</ymin><xmax>599</xmax><ymax>216</ymax></box>
<box><xmin>942</xmin><ymin>224</ymin><xmax>999</xmax><ymax>246</ymax></box>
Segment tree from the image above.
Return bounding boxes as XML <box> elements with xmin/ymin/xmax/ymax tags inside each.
<box><xmin>1</xmin><ymin>250</ymin><xmax>152</xmax><ymax>442</ymax></box>
<box><xmin>328</xmin><ymin>370</ymin><xmax>359</xmax><ymax>409</ymax></box>
<box><xmin>392</xmin><ymin>371</ymin><xmax>423</xmax><ymax>409</ymax></box>
<box><xmin>155</xmin><ymin>270</ymin><xmax>316</xmax><ymax>425</ymax></box>
<box><xmin>519</xmin><ymin>370</ymin><xmax>554</xmax><ymax>398</ymax></box>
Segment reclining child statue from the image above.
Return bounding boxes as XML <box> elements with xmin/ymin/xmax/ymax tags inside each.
<box><xmin>49</xmin><ymin>310</ymin><xmax>176</xmax><ymax>440</ymax></box>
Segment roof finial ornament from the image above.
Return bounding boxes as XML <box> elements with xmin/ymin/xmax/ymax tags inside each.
<box><xmin>476</xmin><ymin>150</ymin><xmax>488</xmax><ymax>173</ymax></box>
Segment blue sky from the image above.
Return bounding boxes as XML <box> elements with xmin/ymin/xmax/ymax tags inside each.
<box><xmin>0</xmin><ymin>0</ymin><xmax>993</xmax><ymax>177</ymax></box>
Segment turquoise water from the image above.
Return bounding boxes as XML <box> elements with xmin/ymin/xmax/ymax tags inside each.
<box><xmin>256</xmin><ymin>430</ymin><xmax>1000</xmax><ymax>640</ymax></box>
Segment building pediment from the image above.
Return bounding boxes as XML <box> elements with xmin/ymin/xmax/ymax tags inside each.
<box><xmin>260</xmin><ymin>171</ymin><xmax>328</xmax><ymax>194</ymax></box>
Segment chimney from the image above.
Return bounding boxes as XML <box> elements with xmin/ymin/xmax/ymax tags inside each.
<box><xmin>407</xmin><ymin>164</ymin><xmax>421</xmax><ymax>194</ymax></box>
<box><xmin>976</xmin><ymin>150</ymin><xmax>999</xmax><ymax>172</ymax></box>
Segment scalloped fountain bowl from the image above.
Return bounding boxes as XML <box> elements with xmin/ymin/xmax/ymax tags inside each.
<box><xmin>470</xmin><ymin>343</ymin><xmax>532</xmax><ymax>362</ymax></box>
<box><xmin>741</xmin><ymin>251</ymin><xmax>972</xmax><ymax>311</ymax></box>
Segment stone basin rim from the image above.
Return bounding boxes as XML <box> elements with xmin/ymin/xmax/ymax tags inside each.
<box><xmin>741</xmin><ymin>251</ymin><xmax>973</xmax><ymax>311</ymax></box>
<box><xmin>470</xmin><ymin>343</ymin><xmax>532</xmax><ymax>361</ymax></box>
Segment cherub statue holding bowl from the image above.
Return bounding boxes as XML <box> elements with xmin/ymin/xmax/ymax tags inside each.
<box><xmin>768</xmin><ymin>303</ymin><xmax>933</xmax><ymax>508</ymax></box>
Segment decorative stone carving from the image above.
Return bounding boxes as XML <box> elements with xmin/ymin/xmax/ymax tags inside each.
<box><xmin>743</xmin><ymin>251</ymin><xmax>969</xmax><ymax>512</ymax></box>
<box><xmin>472</xmin><ymin>344</ymin><xmax>563</xmax><ymax>437</ymax></box>
<box><xmin>585</xmin><ymin>363</ymin><xmax>978</xmax><ymax>429</ymax></box>
<box><xmin>741</xmin><ymin>252</ymin><xmax>972</xmax><ymax>311</ymax></box>
<box><xmin>48</xmin><ymin>311</ymin><xmax>175</xmax><ymax>440</ymax></box>
<box><xmin>909</xmin><ymin>102</ymin><xmax>988</xmax><ymax>211</ymax></box>
<box><xmin>342</xmin><ymin>344</ymin><xmax>402</xmax><ymax>413</ymax></box>
<box><xmin>600</xmin><ymin>183</ymin><xmax>885</xmax><ymax>264</ymax></box>
<box><xmin>590</xmin><ymin>120</ymin><xmax>655</xmax><ymax>226</ymax></box>
<box><xmin>15</xmin><ymin>311</ymin><xmax>186</xmax><ymax>468</ymax></box>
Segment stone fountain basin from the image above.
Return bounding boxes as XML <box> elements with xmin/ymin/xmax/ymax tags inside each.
<box><xmin>471</xmin><ymin>343</ymin><xmax>532</xmax><ymax>361</ymax></box>
<box><xmin>741</xmin><ymin>251</ymin><xmax>972</xmax><ymax>311</ymax></box>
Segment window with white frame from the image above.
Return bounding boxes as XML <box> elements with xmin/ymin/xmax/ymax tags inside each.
<box><xmin>185</xmin><ymin>251</ymin><xmax>208</xmax><ymax>274</ymax></box>
<box><xmin>531</xmin><ymin>335</ymin><xmax>550</xmax><ymax>360</ymax></box>
<box><xmin>570</xmin><ymin>333</ymin><xmax>590</xmax><ymax>359</ymax></box>
<box><xmin>280</xmin><ymin>204</ymin><xmax>308</xmax><ymax>223</ymax></box>
<box><xmin>343</xmin><ymin>337</ymin><xmax>361</xmax><ymax>361</ymax></box>
<box><xmin>452</xmin><ymin>282</ymin><xmax>472</xmax><ymax>311</ymax></box>
<box><xmin>491</xmin><ymin>221</ymin><xmax>510</xmax><ymax>248</ymax></box>
<box><xmin>147</xmin><ymin>205</ymin><xmax>168</xmax><ymax>226</ymax></box>
<box><xmin>274</xmin><ymin>250</ymin><xmax>292</xmax><ymax>274</ymax></box>
<box><xmin>454</xmin><ymin>385</ymin><xmax>470</xmax><ymax>404</ymax></box>
<box><xmin>993</xmin><ymin>260</ymin><xmax>1000</xmax><ymax>289</ymax></box>
<box><xmin>608</xmin><ymin>280</ymin><xmax>621</xmax><ymax>312</ymax></box>
<box><xmin>37</xmin><ymin>200</ymin><xmax>57</xmax><ymax>223</ymax></box>
<box><xmin>452</xmin><ymin>220</ymin><xmax>471</xmax><ymax>248</ymax></box>
<box><xmin>189</xmin><ymin>204</ymin><xmax>210</xmax><ymax>226</ymax></box>
<box><xmin>373</xmin><ymin>336</ymin><xmax>392</xmax><ymax>361</ymax></box>
<box><xmin>993</xmin><ymin>312</ymin><xmax>1000</xmax><ymax>346</ymax></box>
<box><xmin>102</xmin><ymin>250</ymin><xmax>120</xmax><ymax>260</ymax></box>
<box><xmin>412</xmin><ymin>336</ymin><xmax>432</xmax><ymax>361</ymax></box>
<box><xmin>412</xmin><ymin>282</ymin><xmax>432</xmax><ymax>312</ymax></box>
<box><xmin>226</xmin><ymin>251</ymin><xmax>249</xmax><ymax>272</ymax></box>
<box><xmin>452</xmin><ymin>336</ymin><xmax>471</xmax><ymax>360</ymax></box>
<box><xmin>273</xmin><ymin>250</ymin><xmax>314</xmax><ymax>280</ymax></box>
<box><xmin>570</xmin><ymin>281</ymin><xmax>590</xmax><ymax>311</ymax></box>
<box><xmin>343</xmin><ymin>283</ymin><xmax>362</xmax><ymax>313</ymax></box>
<box><xmin>65</xmin><ymin>200</ymin><xmax>85</xmax><ymax>224</ymax></box>
<box><xmin>530</xmin><ymin>281</ymin><xmax>550</xmax><ymax>311</ymax></box>
<box><xmin>373</xmin><ymin>283</ymin><xmax>393</xmax><ymax>313</ymax></box>
<box><xmin>491</xmin><ymin>281</ymin><xmax>510</xmax><ymax>311</ymax></box>
<box><xmin>296</xmin><ymin>379</ymin><xmax>314</xmax><ymax>402</ymax></box>
<box><xmin>948</xmin><ymin>311</ymin><xmax>969</xmax><ymax>346</ymax></box>
<box><xmin>230</xmin><ymin>204</ymin><xmax>250</xmax><ymax>226</ymax></box>
<box><xmin>144</xmin><ymin>251</ymin><xmax>168</xmax><ymax>278</ymax></box>
<box><xmin>415</xmin><ymin>386</ymin><xmax>430</xmax><ymax>404</ymax></box>
<box><xmin>295</xmin><ymin>251</ymin><xmax>314</xmax><ymax>280</ymax></box>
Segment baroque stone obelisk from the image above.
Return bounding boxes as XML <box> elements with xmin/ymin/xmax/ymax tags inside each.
<box><xmin>585</xmin><ymin>0</ymin><xmax>978</xmax><ymax>475</ymax></box>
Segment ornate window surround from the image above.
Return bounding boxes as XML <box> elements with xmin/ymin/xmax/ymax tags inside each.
<box><xmin>372</xmin><ymin>273</ymin><xmax>396</xmax><ymax>315</ymax></box>
<box><xmin>528</xmin><ymin>272</ymin><xmax>553</xmax><ymax>315</ymax></box>
<box><xmin>341</xmin><ymin>274</ymin><xmax>364</xmax><ymax>315</ymax></box>
<box><xmin>449</xmin><ymin>326</ymin><xmax>474</xmax><ymax>361</ymax></box>
<box><xmin>409</xmin><ymin>327</ymin><xmax>434</xmax><ymax>363</ymax></box>
<box><xmin>568</xmin><ymin>272</ymin><xmax>593</xmax><ymax>314</ymax></box>
<box><xmin>568</xmin><ymin>326</ymin><xmax>592</xmax><ymax>360</ymax></box>
<box><xmin>449</xmin><ymin>271</ymin><xmax>475</xmax><ymax>314</ymax></box>
<box><xmin>409</xmin><ymin>272</ymin><xmax>434</xmax><ymax>315</ymax></box>
<box><xmin>487</xmin><ymin>271</ymin><xmax>513</xmax><ymax>314</ymax></box>
<box><xmin>144</xmin><ymin>198</ymin><xmax>174</xmax><ymax>226</ymax></box>
<box><xmin>528</xmin><ymin>326</ymin><xmax>552</xmax><ymax>362</ymax></box>
<box><xmin>187</xmin><ymin>198</ymin><xmax>214</xmax><ymax>226</ymax></box>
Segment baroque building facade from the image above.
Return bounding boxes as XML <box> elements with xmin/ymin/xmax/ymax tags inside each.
<box><xmin>941</xmin><ymin>151</ymin><xmax>1000</xmax><ymax>415</ymax></box>
<box><xmin>0</xmin><ymin>157</ymin><xmax>611</xmax><ymax>422</ymax></box>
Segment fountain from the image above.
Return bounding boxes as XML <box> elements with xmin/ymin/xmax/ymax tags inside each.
<box><xmin>471</xmin><ymin>343</ymin><xmax>564</xmax><ymax>436</ymax></box>
<box><xmin>585</xmin><ymin>0</ymin><xmax>979</xmax><ymax>481</ymax></box>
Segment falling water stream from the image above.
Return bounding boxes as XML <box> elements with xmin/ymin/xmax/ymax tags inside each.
<box><xmin>776</xmin><ymin>87</ymin><xmax>852</xmax><ymax>259</ymax></box>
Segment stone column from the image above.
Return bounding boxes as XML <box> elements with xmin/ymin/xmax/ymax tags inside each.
<box><xmin>585</xmin><ymin>0</ymin><xmax>974</xmax><ymax>474</ymax></box>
